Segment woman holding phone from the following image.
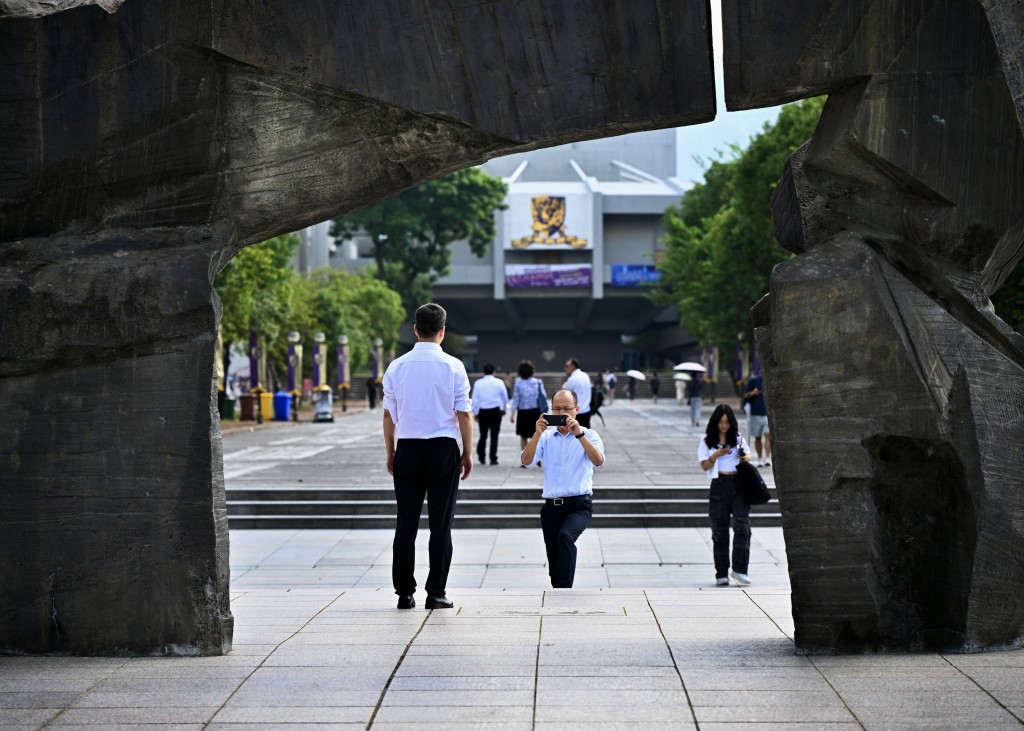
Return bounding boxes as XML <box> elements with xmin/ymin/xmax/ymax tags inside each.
<box><xmin>698</xmin><ymin>404</ymin><xmax>752</xmax><ymax>586</ymax></box>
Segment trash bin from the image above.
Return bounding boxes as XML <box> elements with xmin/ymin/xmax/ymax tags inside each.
<box><xmin>272</xmin><ymin>391</ymin><xmax>290</xmax><ymax>421</ymax></box>
<box><xmin>239</xmin><ymin>394</ymin><xmax>255</xmax><ymax>421</ymax></box>
<box><xmin>223</xmin><ymin>397</ymin><xmax>236</xmax><ymax>420</ymax></box>
<box><xmin>313</xmin><ymin>388</ymin><xmax>334</xmax><ymax>422</ymax></box>
<box><xmin>259</xmin><ymin>391</ymin><xmax>273</xmax><ymax>420</ymax></box>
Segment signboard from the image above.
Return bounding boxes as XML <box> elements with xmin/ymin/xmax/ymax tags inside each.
<box><xmin>505</xmin><ymin>192</ymin><xmax>593</xmax><ymax>250</ymax></box>
<box><xmin>505</xmin><ymin>264</ymin><xmax>592</xmax><ymax>288</ymax></box>
<box><xmin>611</xmin><ymin>264</ymin><xmax>661</xmax><ymax>287</ymax></box>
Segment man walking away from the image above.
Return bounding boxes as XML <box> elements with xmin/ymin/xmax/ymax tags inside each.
<box><xmin>472</xmin><ymin>363</ymin><xmax>508</xmax><ymax>465</ymax></box>
<box><xmin>562</xmin><ymin>358</ymin><xmax>593</xmax><ymax>428</ymax></box>
<box><xmin>521</xmin><ymin>389</ymin><xmax>606</xmax><ymax>588</ymax></box>
<box><xmin>743</xmin><ymin>374</ymin><xmax>772</xmax><ymax>467</ymax></box>
<box><xmin>382</xmin><ymin>303</ymin><xmax>473</xmax><ymax>610</ymax></box>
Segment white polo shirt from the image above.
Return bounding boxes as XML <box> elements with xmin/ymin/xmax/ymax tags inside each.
<box><xmin>563</xmin><ymin>368</ymin><xmax>592</xmax><ymax>414</ymax></box>
<box><xmin>382</xmin><ymin>342</ymin><xmax>472</xmax><ymax>440</ymax></box>
<box><xmin>471</xmin><ymin>375</ymin><xmax>509</xmax><ymax>413</ymax></box>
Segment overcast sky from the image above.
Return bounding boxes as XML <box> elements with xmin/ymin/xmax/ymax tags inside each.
<box><xmin>675</xmin><ymin>0</ymin><xmax>781</xmax><ymax>186</ymax></box>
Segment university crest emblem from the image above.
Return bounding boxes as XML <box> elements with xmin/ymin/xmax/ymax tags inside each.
<box><xmin>512</xmin><ymin>196</ymin><xmax>588</xmax><ymax>248</ymax></box>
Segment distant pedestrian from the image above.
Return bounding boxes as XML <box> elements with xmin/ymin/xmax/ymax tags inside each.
<box><xmin>743</xmin><ymin>374</ymin><xmax>772</xmax><ymax>467</ymax></box>
<box><xmin>510</xmin><ymin>360</ymin><xmax>548</xmax><ymax>464</ymax></box>
<box><xmin>521</xmin><ymin>388</ymin><xmax>606</xmax><ymax>588</ymax></box>
<box><xmin>472</xmin><ymin>364</ymin><xmax>508</xmax><ymax>466</ymax></box>
<box><xmin>627</xmin><ymin>376</ymin><xmax>637</xmax><ymax>401</ymax></box>
<box><xmin>649</xmin><ymin>373</ymin><xmax>660</xmax><ymax>404</ymax></box>
<box><xmin>366</xmin><ymin>377</ymin><xmax>378</xmax><ymax>412</ymax></box>
<box><xmin>685</xmin><ymin>377</ymin><xmax>703</xmax><ymax>427</ymax></box>
<box><xmin>604</xmin><ymin>370</ymin><xmax>617</xmax><ymax>405</ymax></box>
<box><xmin>698</xmin><ymin>404</ymin><xmax>752</xmax><ymax>587</ymax></box>
<box><xmin>382</xmin><ymin>303</ymin><xmax>473</xmax><ymax>611</ymax></box>
<box><xmin>562</xmin><ymin>358</ymin><xmax>593</xmax><ymax>428</ymax></box>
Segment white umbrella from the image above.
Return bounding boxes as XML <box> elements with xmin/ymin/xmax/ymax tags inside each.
<box><xmin>674</xmin><ymin>361</ymin><xmax>707</xmax><ymax>372</ymax></box>
<box><xmin>672</xmin><ymin>373</ymin><xmax>692</xmax><ymax>381</ymax></box>
<box><xmin>625</xmin><ymin>369</ymin><xmax>646</xmax><ymax>380</ymax></box>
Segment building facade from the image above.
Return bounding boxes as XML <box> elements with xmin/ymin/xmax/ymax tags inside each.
<box><xmin>332</xmin><ymin>129</ymin><xmax>698</xmax><ymax>373</ymax></box>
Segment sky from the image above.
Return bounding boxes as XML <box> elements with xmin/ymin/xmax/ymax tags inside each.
<box><xmin>674</xmin><ymin>0</ymin><xmax>781</xmax><ymax>186</ymax></box>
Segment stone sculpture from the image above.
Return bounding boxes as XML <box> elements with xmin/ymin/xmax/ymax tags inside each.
<box><xmin>0</xmin><ymin>1</ymin><xmax>714</xmax><ymax>654</ymax></box>
<box><xmin>724</xmin><ymin>0</ymin><xmax>1024</xmax><ymax>652</ymax></box>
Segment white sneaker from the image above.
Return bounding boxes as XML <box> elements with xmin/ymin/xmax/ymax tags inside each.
<box><xmin>715</xmin><ymin>577</ymin><xmax>730</xmax><ymax>586</ymax></box>
<box><xmin>730</xmin><ymin>570</ymin><xmax>751</xmax><ymax>586</ymax></box>
<box><xmin>764</xmin><ymin>458</ymin><xmax>771</xmax><ymax>466</ymax></box>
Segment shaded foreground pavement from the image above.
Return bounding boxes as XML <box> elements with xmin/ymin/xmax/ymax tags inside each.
<box><xmin>3</xmin><ymin>403</ymin><xmax>1024</xmax><ymax>729</ymax></box>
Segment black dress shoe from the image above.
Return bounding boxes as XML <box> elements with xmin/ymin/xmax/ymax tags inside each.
<box><xmin>425</xmin><ymin>594</ymin><xmax>454</xmax><ymax>609</ymax></box>
<box><xmin>490</xmin><ymin>460</ymin><xmax>498</xmax><ymax>466</ymax></box>
<box><xmin>397</xmin><ymin>594</ymin><xmax>415</xmax><ymax>609</ymax></box>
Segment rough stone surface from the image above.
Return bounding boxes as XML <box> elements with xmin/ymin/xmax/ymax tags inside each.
<box><xmin>726</xmin><ymin>0</ymin><xmax>1024</xmax><ymax>652</ymax></box>
<box><xmin>0</xmin><ymin>0</ymin><xmax>122</xmax><ymax>18</ymax></box>
<box><xmin>0</xmin><ymin>1</ymin><xmax>714</xmax><ymax>654</ymax></box>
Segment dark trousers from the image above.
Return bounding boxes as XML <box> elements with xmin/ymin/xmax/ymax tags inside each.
<box><xmin>709</xmin><ymin>474</ymin><xmax>751</xmax><ymax>577</ymax></box>
<box><xmin>476</xmin><ymin>408</ymin><xmax>503</xmax><ymax>462</ymax></box>
<box><xmin>540</xmin><ymin>498</ymin><xmax>593</xmax><ymax>588</ymax></box>
<box><xmin>576</xmin><ymin>411</ymin><xmax>592</xmax><ymax>428</ymax></box>
<box><xmin>392</xmin><ymin>437</ymin><xmax>460</xmax><ymax>596</ymax></box>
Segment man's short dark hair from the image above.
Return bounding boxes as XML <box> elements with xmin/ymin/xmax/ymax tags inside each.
<box><xmin>552</xmin><ymin>388</ymin><xmax>578</xmax><ymax>406</ymax></box>
<box><xmin>483</xmin><ymin>363</ymin><xmax>495</xmax><ymax>375</ymax></box>
<box><xmin>567</xmin><ymin>358</ymin><xmax>581</xmax><ymax>371</ymax></box>
<box><xmin>415</xmin><ymin>303</ymin><xmax>446</xmax><ymax>337</ymax></box>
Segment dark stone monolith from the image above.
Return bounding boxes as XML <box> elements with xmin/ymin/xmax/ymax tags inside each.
<box><xmin>725</xmin><ymin>0</ymin><xmax>1024</xmax><ymax>652</ymax></box>
<box><xmin>0</xmin><ymin>1</ymin><xmax>715</xmax><ymax>654</ymax></box>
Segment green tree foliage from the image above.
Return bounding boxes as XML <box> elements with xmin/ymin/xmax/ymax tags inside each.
<box><xmin>331</xmin><ymin>168</ymin><xmax>508</xmax><ymax>316</ymax></box>
<box><xmin>216</xmin><ymin>233</ymin><xmax>301</xmax><ymax>351</ymax></box>
<box><xmin>652</xmin><ymin>97</ymin><xmax>826</xmax><ymax>353</ymax></box>
<box><xmin>285</xmin><ymin>267</ymin><xmax>405</xmax><ymax>376</ymax></box>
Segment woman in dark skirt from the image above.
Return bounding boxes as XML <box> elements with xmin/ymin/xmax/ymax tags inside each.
<box><xmin>509</xmin><ymin>360</ymin><xmax>548</xmax><ymax>465</ymax></box>
<box><xmin>698</xmin><ymin>404</ymin><xmax>752</xmax><ymax>586</ymax></box>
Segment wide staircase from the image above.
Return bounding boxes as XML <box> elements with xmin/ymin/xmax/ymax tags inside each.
<box><xmin>226</xmin><ymin>483</ymin><xmax>782</xmax><ymax>529</ymax></box>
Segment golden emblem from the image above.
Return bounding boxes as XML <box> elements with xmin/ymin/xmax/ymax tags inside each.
<box><xmin>512</xmin><ymin>196</ymin><xmax>588</xmax><ymax>248</ymax></box>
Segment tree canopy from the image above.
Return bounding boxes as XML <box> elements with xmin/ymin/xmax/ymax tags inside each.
<box><xmin>330</xmin><ymin>167</ymin><xmax>508</xmax><ymax>316</ymax></box>
<box><xmin>651</xmin><ymin>97</ymin><xmax>826</xmax><ymax>354</ymax></box>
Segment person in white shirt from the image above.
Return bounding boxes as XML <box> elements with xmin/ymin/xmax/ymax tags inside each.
<box><xmin>562</xmin><ymin>358</ymin><xmax>593</xmax><ymax>427</ymax></box>
<box><xmin>382</xmin><ymin>303</ymin><xmax>473</xmax><ymax>610</ymax></box>
<box><xmin>521</xmin><ymin>389</ymin><xmax>606</xmax><ymax>588</ymax></box>
<box><xmin>471</xmin><ymin>363</ymin><xmax>508</xmax><ymax>465</ymax></box>
<box><xmin>698</xmin><ymin>404</ymin><xmax>753</xmax><ymax>587</ymax></box>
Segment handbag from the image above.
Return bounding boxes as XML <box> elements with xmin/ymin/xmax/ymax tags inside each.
<box><xmin>536</xmin><ymin>381</ymin><xmax>548</xmax><ymax>413</ymax></box>
<box><xmin>736</xmin><ymin>460</ymin><xmax>771</xmax><ymax>505</ymax></box>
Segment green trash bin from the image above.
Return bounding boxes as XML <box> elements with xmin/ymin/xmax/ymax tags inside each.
<box><xmin>223</xmin><ymin>397</ymin><xmax>236</xmax><ymax>420</ymax></box>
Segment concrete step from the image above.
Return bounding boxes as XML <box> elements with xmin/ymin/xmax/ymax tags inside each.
<box><xmin>226</xmin><ymin>512</ymin><xmax>783</xmax><ymax>529</ymax></box>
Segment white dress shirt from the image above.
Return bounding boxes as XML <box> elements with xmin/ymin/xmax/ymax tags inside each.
<box><xmin>471</xmin><ymin>375</ymin><xmax>508</xmax><ymax>413</ymax></box>
<box><xmin>563</xmin><ymin>368</ymin><xmax>592</xmax><ymax>414</ymax></box>
<box><xmin>697</xmin><ymin>434</ymin><xmax>750</xmax><ymax>480</ymax></box>
<box><xmin>382</xmin><ymin>342</ymin><xmax>472</xmax><ymax>440</ymax></box>
<box><xmin>522</xmin><ymin>427</ymin><xmax>605</xmax><ymax>498</ymax></box>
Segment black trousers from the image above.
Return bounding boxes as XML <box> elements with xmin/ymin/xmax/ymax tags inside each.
<box><xmin>576</xmin><ymin>411</ymin><xmax>592</xmax><ymax>428</ymax></box>
<box><xmin>540</xmin><ymin>498</ymin><xmax>593</xmax><ymax>588</ymax></box>
<box><xmin>709</xmin><ymin>474</ymin><xmax>751</xmax><ymax>577</ymax></box>
<box><xmin>392</xmin><ymin>437</ymin><xmax>460</xmax><ymax>596</ymax></box>
<box><xmin>476</xmin><ymin>407</ymin><xmax>503</xmax><ymax>462</ymax></box>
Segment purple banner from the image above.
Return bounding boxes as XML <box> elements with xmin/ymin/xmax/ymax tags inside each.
<box><xmin>505</xmin><ymin>264</ymin><xmax>592</xmax><ymax>289</ymax></box>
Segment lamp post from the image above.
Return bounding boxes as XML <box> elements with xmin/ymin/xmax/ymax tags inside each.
<box><xmin>337</xmin><ymin>335</ymin><xmax>350</xmax><ymax>412</ymax></box>
<box><xmin>371</xmin><ymin>337</ymin><xmax>383</xmax><ymax>411</ymax></box>
<box><xmin>287</xmin><ymin>331</ymin><xmax>302</xmax><ymax>422</ymax></box>
<box><xmin>312</xmin><ymin>331</ymin><xmax>327</xmax><ymax>390</ymax></box>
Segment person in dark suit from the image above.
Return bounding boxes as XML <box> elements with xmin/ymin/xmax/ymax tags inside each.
<box><xmin>382</xmin><ymin>303</ymin><xmax>473</xmax><ymax>610</ymax></box>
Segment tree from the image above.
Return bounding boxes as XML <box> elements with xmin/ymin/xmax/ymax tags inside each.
<box><xmin>331</xmin><ymin>167</ymin><xmax>508</xmax><ymax>315</ymax></box>
<box><xmin>215</xmin><ymin>233</ymin><xmax>301</xmax><ymax>381</ymax></box>
<box><xmin>284</xmin><ymin>267</ymin><xmax>405</xmax><ymax>380</ymax></box>
<box><xmin>652</xmin><ymin>97</ymin><xmax>826</xmax><ymax>358</ymax></box>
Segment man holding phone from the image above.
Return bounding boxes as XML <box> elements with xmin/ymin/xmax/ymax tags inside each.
<box><xmin>520</xmin><ymin>389</ymin><xmax>606</xmax><ymax>588</ymax></box>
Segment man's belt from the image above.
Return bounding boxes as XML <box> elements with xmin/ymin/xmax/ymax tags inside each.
<box><xmin>544</xmin><ymin>494</ymin><xmax>592</xmax><ymax>506</ymax></box>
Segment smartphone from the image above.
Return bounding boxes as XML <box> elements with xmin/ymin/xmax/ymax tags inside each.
<box><xmin>545</xmin><ymin>413</ymin><xmax>568</xmax><ymax>426</ymax></box>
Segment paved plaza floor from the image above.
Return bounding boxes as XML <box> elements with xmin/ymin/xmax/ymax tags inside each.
<box><xmin>3</xmin><ymin>401</ymin><xmax>1023</xmax><ymax>729</ymax></box>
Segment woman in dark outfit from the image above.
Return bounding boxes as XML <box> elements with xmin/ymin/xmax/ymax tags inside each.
<box><xmin>697</xmin><ymin>404</ymin><xmax>752</xmax><ymax>587</ymax></box>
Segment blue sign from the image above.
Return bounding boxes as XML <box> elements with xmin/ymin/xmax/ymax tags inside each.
<box><xmin>611</xmin><ymin>264</ymin><xmax>661</xmax><ymax>287</ymax></box>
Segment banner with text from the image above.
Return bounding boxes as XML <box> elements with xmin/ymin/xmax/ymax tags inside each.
<box><xmin>505</xmin><ymin>264</ymin><xmax>593</xmax><ymax>289</ymax></box>
<box><xmin>611</xmin><ymin>264</ymin><xmax>661</xmax><ymax>287</ymax></box>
